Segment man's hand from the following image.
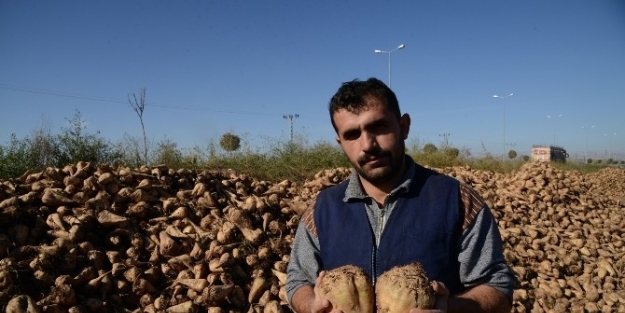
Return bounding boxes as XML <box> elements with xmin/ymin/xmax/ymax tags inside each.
<box><xmin>312</xmin><ymin>271</ymin><xmax>344</xmax><ymax>313</ymax></box>
<box><xmin>409</xmin><ymin>281</ymin><xmax>449</xmax><ymax>313</ymax></box>
<box><xmin>291</xmin><ymin>271</ymin><xmax>344</xmax><ymax>313</ymax></box>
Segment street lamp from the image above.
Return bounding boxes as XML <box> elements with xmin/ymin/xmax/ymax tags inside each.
<box><xmin>582</xmin><ymin>125</ymin><xmax>595</xmax><ymax>164</ymax></box>
<box><xmin>493</xmin><ymin>93</ymin><xmax>514</xmax><ymax>163</ymax></box>
<box><xmin>605</xmin><ymin>132</ymin><xmax>616</xmax><ymax>160</ymax></box>
<box><xmin>374</xmin><ymin>44</ymin><xmax>405</xmax><ymax>88</ymax></box>
<box><xmin>547</xmin><ymin>114</ymin><xmax>563</xmax><ymax>145</ymax></box>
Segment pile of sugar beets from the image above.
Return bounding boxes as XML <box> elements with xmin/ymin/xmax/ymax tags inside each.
<box><xmin>1</xmin><ymin>161</ymin><xmax>624</xmax><ymax>313</ymax></box>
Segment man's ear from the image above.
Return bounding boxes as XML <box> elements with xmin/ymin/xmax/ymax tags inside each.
<box><xmin>400</xmin><ymin>113</ymin><xmax>411</xmax><ymax>139</ymax></box>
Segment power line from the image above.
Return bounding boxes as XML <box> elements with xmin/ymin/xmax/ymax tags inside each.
<box><xmin>0</xmin><ymin>83</ymin><xmax>125</xmax><ymax>104</ymax></box>
<box><xmin>0</xmin><ymin>83</ymin><xmax>278</xmax><ymax>116</ymax></box>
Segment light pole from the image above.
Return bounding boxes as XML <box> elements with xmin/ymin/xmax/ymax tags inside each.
<box><xmin>374</xmin><ymin>44</ymin><xmax>405</xmax><ymax>88</ymax></box>
<box><xmin>582</xmin><ymin>125</ymin><xmax>595</xmax><ymax>164</ymax></box>
<box><xmin>283</xmin><ymin>114</ymin><xmax>299</xmax><ymax>142</ymax></box>
<box><xmin>493</xmin><ymin>93</ymin><xmax>514</xmax><ymax>163</ymax></box>
<box><xmin>605</xmin><ymin>132</ymin><xmax>616</xmax><ymax>160</ymax></box>
<box><xmin>547</xmin><ymin>114</ymin><xmax>563</xmax><ymax>145</ymax></box>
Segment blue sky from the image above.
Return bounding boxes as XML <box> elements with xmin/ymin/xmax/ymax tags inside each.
<box><xmin>1</xmin><ymin>0</ymin><xmax>624</xmax><ymax>161</ymax></box>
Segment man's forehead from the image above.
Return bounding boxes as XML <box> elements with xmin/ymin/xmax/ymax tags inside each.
<box><xmin>334</xmin><ymin>102</ymin><xmax>391</xmax><ymax>127</ymax></box>
<box><xmin>338</xmin><ymin>97</ymin><xmax>386</xmax><ymax>114</ymax></box>
<box><xmin>362</xmin><ymin>95</ymin><xmax>387</xmax><ymax>109</ymax></box>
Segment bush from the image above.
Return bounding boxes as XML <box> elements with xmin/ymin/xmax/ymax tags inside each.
<box><xmin>0</xmin><ymin>134</ymin><xmax>35</xmax><ymax>179</ymax></box>
<box><xmin>422</xmin><ymin>143</ymin><xmax>438</xmax><ymax>154</ymax></box>
<box><xmin>444</xmin><ymin>148</ymin><xmax>460</xmax><ymax>159</ymax></box>
<box><xmin>153</xmin><ymin>138</ymin><xmax>184</xmax><ymax>167</ymax></box>
<box><xmin>55</xmin><ymin>110</ymin><xmax>122</xmax><ymax>166</ymax></box>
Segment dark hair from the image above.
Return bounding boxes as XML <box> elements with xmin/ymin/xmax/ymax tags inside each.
<box><xmin>328</xmin><ymin>77</ymin><xmax>400</xmax><ymax>132</ymax></box>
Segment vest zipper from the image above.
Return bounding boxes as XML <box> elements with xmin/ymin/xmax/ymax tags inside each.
<box><xmin>371</xmin><ymin>246</ymin><xmax>377</xmax><ymax>285</ymax></box>
<box><xmin>377</xmin><ymin>208</ymin><xmax>385</xmax><ymax>246</ymax></box>
<box><xmin>373</xmin><ymin>207</ymin><xmax>386</xmax><ymax>284</ymax></box>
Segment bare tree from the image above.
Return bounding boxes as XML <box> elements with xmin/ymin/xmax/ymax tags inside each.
<box><xmin>128</xmin><ymin>88</ymin><xmax>148</xmax><ymax>164</ymax></box>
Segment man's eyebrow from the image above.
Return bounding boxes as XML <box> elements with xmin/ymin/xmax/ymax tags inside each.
<box><xmin>362</xmin><ymin>117</ymin><xmax>389</xmax><ymax>130</ymax></box>
<box><xmin>366</xmin><ymin>118</ymin><xmax>387</xmax><ymax>127</ymax></box>
<box><xmin>341</xmin><ymin>128</ymin><xmax>360</xmax><ymax>138</ymax></box>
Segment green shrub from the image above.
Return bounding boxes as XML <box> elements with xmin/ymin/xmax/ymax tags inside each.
<box><xmin>422</xmin><ymin>143</ymin><xmax>438</xmax><ymax>154</ymax></box>
<box><xmin>0</xmin><ymin>134</ymin><xmax>36</xmax><ymax>178</ymax></box>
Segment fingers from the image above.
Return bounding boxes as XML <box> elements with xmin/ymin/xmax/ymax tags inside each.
<box><xmin>316</xmin><ymin>270</ymin><xmax>327</xmax><ymax>285</ymax></box>
<box><xmin>317</xmin><ymin>300</ymin><xmax>332</xmax><ymax>313</ymax></box>
<box><xmin>431</xmin><ymin>280</ymin><xmax>449</xmax><ymax>312</ymax></box>
<box><xmin>311</xmin><ymin>297</ymin><xmax>332</xmax><ymax>313</ymax></box>
<box><xmin>431</xmin><ymin>280</ymin><xmax>449</xmax><ymax>298</ymax></box>
<box><xmin>313</xmin><ymin>271</ymin><xmax>326</xmax><ymax>299</ymax></box>
<box><xmin>313</xmin><ymin>271</ymin><xmax>333</xmax><ymax>313</ymax></box>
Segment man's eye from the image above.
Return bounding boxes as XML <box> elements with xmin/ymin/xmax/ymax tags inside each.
<box><xmin>343</xmin><ymin>131</ymin><xmax>359</xmax><ymax>141</ymax></box>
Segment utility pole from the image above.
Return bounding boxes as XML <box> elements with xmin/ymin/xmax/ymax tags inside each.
<box><xmin>582</xmin><ymin>125</ymin><xmax>595</xmax><ymax>164</ymax></box>
<box><xmin>439</xmin><ymin>133</ymin><xmax>450</xmax><ymax>148</ymax></box>
<box><xmin>547</xmin><ymin>114</ymin><xmax>563</xmax><ymax>145</ymax></box>
<box><xmin>283</xmin><ymin>114</ymin><xmax>299</xmax><ymax>142</ymax></box>
<box><xmin>493</xmin><ymin>93</ymin><xmax>514</xmax><ymax>163</ymax></box>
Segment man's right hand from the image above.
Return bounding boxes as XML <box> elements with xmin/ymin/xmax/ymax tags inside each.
<box><xmin>291</xmin><ymin>271</ymin><xmax>344</xmax><ymax>313</ymax></box>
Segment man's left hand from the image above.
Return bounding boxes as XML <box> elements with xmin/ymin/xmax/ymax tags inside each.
<box><xmin>409</xmin><ymin>281</ymin><xmax>449</xmax><ymax>313</ymax></box>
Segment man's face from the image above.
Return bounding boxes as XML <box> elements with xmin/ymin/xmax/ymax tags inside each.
<box><xmin>333</xmin><ymin>97</ymin><xmax>410</xmax><ymax>185</ymax></box>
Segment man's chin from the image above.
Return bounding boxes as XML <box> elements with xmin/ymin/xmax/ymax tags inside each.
<box><xmin>357</xmin><ymin>166</ymin><xmax>393</xmax><ymax>183</ymax></box>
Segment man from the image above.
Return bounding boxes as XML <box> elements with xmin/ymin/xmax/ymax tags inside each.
<box><xmin>286</xmin><ymin>77</ymin><xmax>514</xmax><ymax>313</ymax></box>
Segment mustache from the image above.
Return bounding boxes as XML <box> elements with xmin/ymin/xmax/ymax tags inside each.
<box><xmin>357</xmin><ymin>148</ymin><xmax>388</xmax><ymax>164</ymax></box>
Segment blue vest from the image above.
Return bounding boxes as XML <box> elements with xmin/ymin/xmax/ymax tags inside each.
<box><xmin>314</xmin><ymin>164</ymin><xmax>464</xmax><ymax>294</ymax></box>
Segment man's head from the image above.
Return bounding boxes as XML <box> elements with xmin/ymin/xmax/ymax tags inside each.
<box><xmin>329</xmin><ymin>78</ymin><xmax>410</xmax><ymax>187</ymax></box>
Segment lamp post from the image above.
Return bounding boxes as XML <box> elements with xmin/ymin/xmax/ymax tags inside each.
<box><xmin>547</xmin><ymin>114</ymin><xmax>563</xmax><ymax>145</ymax></box>
<box><xmin>582</xmin><ymin>125</ymin><xmax>595</xmax><ymax>164</ymax></box>
<box><xmin>493</xmin><ymin>93</ymin><xmax>514</xmax><ymax>163</ymax></box>
<box><xmin>374</xmin><ymin>44</ymin><xmax>405</xmax><ymax>88</ymax></box>
<box><xmin>606</xmin><ymin>132</ymin><xmax>616</xmax><ymax>160</ymax></box>
<box><xmin>283</xmin><ymin>114</ymin><xmax>299</xmax><ymax>142</ymax></box>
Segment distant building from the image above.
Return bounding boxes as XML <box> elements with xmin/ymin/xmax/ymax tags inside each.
<box><xmin>531</xmin><ymin>145</ymin><xmax>568</xmax><ymax>162</ymax></box>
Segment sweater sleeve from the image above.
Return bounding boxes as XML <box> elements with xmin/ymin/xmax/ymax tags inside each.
<box><xmin>286</xmin><ymin>204</ymin><xmax>323</xmax><ymax>305</ymax></box>
<box><xmin>458</xmin><ymin>183</ymin><xmax>516</xmax><ymax>302</ymax></box>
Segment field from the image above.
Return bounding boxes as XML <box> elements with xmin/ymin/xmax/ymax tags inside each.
<box><xmin>1</xmin><ymin>160</ymin><xmax>624</xmax><ymax>312</ymax></box>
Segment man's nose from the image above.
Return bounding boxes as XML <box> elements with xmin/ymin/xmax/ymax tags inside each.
<box><xmin>361</xmin><ymin>132</ymin><xmax>378</xmax><ymax>152</ymax></box>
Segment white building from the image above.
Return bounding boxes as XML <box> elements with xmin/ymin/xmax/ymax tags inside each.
<box><xmin>531</xmin><ymin>145</ymin><xmax>568</xmax><ymax>162</ymax></box>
